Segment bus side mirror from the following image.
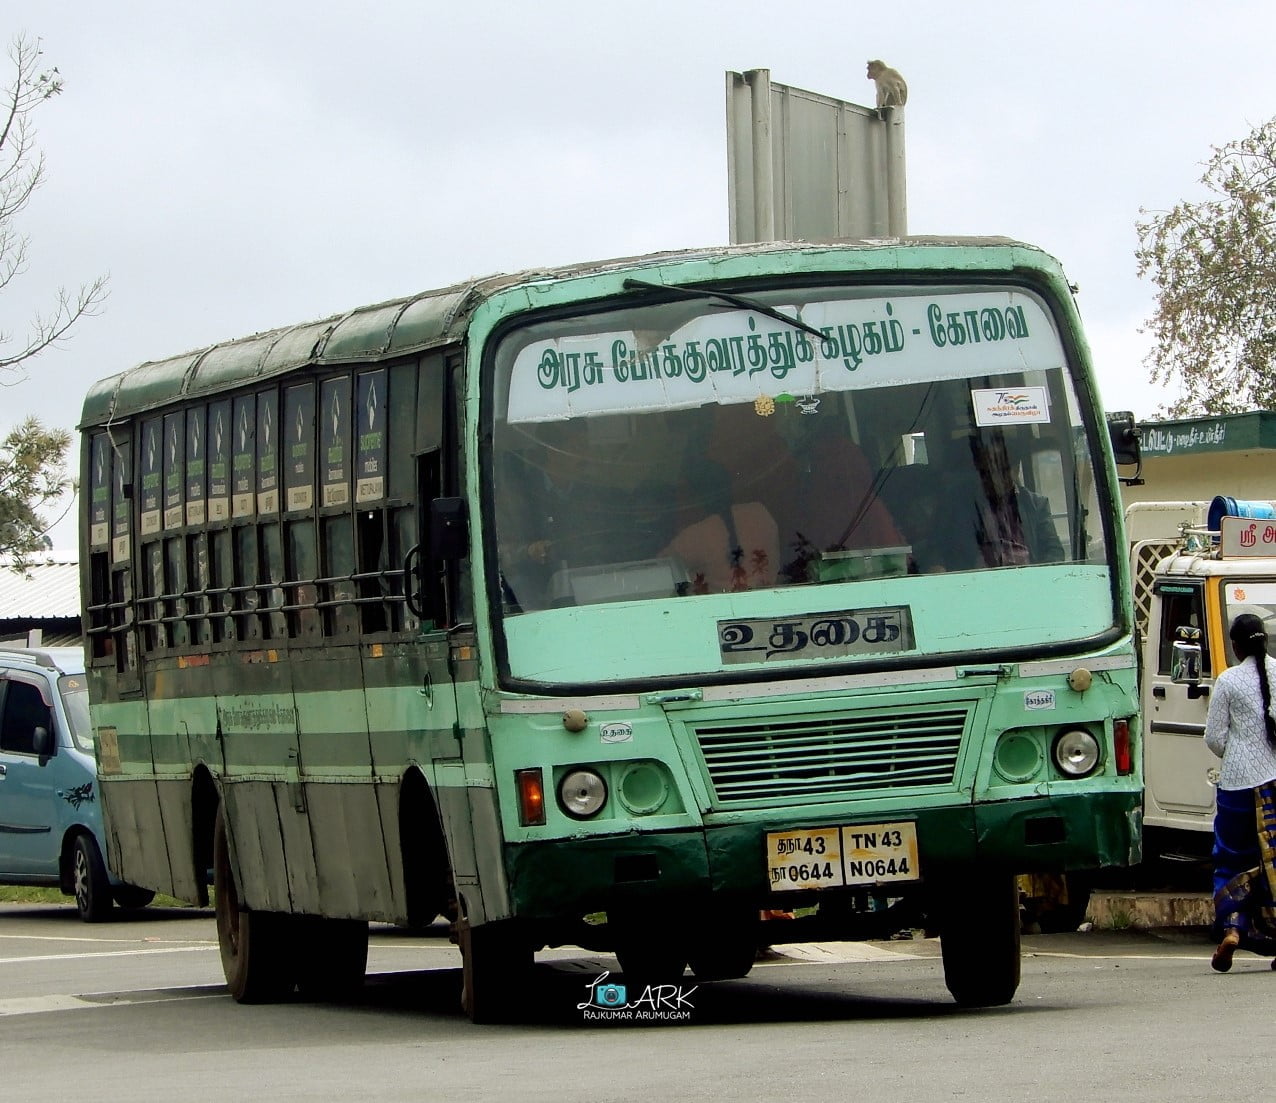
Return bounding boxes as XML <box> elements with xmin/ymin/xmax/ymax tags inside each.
<box><xmin>430</xmin><ymin>497</ymin><xmax>469</xmax><ymax>561</ymax></box>
<box><xmin>1106</xmin><ymin>411</ymin><xmax>1143</xmax><ymax>483</ymax></box>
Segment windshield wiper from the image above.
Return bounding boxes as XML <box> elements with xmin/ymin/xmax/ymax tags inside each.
<box><xmin>622</xmin><ymin>278</ymin><xmax>827</xmax><ymax>343</ymax></box>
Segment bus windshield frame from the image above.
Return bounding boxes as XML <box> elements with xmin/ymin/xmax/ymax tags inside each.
<box><xmin>485</xmin><ymin>278</ymin><xmax>1118</xmax><ymax>693</ymax></box>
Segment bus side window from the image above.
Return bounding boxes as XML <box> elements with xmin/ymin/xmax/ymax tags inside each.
<box><xmin>285</xmin><ymin>517</ymin><xmax>322</xmax><ymax>642</ymax></box>
<box><xmin>412</xmin><ymin>450</ymin><xmax>444</xmax><ymax>629</ymax></box>
<box><xmin>186</xmin><ymin>531</ymin><xmax>211</xmax><ymax>648</ymax></box>
<box><xmin>209</xmin><ymin>527</ymin><xmax>233</xmax><ymax>644</ymax></box>
<box><xmin>323</xmin><ymin>512</ymin><xmax>360</xmax><ymax>639</ymax></box>
<box><xmin>259</xmin><ymin>521</ymin><xmax>286</xmax><ymax>640</ymax></box>
<box><xmin>87</xmin><ymin>551</ymin><xmax>113</xmax><ymax>660</ymax></box>
<box><xmin>141</xmin><ymin>540</ymin><xmax>164</xmax><ymax>652</ymax></box>
<box><xmin>234</xmin><ymin>524</ymin><xmax>261</xmax><ymax>642</ymax></box>
<box><xmin>356</xmin><ymin>508</ymin><xmax>391</xmax><ymax>635</ymax></box>
<box><xmin>164</xmin><ymin>535</ymin><xmax>188</xmax><ymax>650</ymax></box>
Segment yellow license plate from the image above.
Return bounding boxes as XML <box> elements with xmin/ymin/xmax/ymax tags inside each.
<box><xmin>766</xmin><ymin>821</ymin><xmax>920</xmax><ymax>892</ymax></box>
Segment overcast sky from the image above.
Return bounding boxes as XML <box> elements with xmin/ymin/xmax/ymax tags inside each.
<box><xmin>4</xmin><ymin>1</ymin><xmax>1275</xmax><ymax>546</ymax></box>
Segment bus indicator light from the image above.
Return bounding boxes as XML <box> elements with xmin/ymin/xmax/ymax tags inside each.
<box><xmin>516</xmin><ymin>768</ymin><xmax>546</xmax><ymax>826</ymax></box>
<box><xmin>1113</xmin><ymin>719</ymin><xmax>1132</xmax><ymax>776</ymax></box>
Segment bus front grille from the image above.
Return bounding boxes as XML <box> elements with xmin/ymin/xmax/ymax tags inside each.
<box><xmin>691</xmin><ymin>705</ymin><xmax>969</xmax><ymax>806</ymax></box>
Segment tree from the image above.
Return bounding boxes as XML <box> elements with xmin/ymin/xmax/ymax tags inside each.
<box><xmin>0</xmin><ymin>33</ymin><xmax>107</xmax><ymax>566</ymax></box>
<box><xmin>0</xmin><ymin>418</ymin><xmax>72</xmax><ymax>570</ymax></box>
<box><xmin>1135</xmin><ymin>116</ymin><xmax>1276</xmax><ymax>416</ymax></box>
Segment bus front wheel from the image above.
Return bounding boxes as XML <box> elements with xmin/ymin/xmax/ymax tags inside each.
<box><xmin>213</xmin><ymin>806</ymin><xmax>296</xmax><ymax>1003</ymax></box>
<box><xmin>458</xmin><ymin>919</ymin><xmax>533</xmax><ymax>1024</ymax></box>
<box><xmin>939</xmin><ymin>872</ymin><xmax>1021</xmax><ymax>1008</ymax></box>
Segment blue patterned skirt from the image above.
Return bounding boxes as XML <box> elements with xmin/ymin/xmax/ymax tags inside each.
<box><xmin>1213</xmin><ymin>779</ymin><xmax>1276</xmax><ymax>953</ymax></box>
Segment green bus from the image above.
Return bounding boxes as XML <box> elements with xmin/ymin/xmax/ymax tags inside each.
<box><xmin>79</xmin><ymin>238</ymin><xmax>1141</xmax><ymax>1019</ymax></box>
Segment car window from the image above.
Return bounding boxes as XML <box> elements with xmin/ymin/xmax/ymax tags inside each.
<box><xmin>0</xmin><ymin>678</ymin><xmax>54</xmax><ymax>756</ymax></box>
<box><xmin>59</xmin><ymin>675</ymin><xmax>94</xmax><ymax>753</ymax></box>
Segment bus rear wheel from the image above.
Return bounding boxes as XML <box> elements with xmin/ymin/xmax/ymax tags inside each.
<box><xmin>213</xmin><ymin>806</ymin><xmax>296</xmax><ymax>1003</ymax></box>
<box><xmin>294</xmin><ymin>917</ymin><xmax>369</xmax><ymax>1000</ymax></box>
<box><xmin>939</xmin><ymin>872</ymin><xmax>1021</xmax><ymax>1008</ymax></box>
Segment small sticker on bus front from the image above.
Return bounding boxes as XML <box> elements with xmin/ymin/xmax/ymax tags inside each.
<box><xmin>1024</xmin><ymin>690</ymin><xmax>1056</xmax><ymax>710</ymax></box>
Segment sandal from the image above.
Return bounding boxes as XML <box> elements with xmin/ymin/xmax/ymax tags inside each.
<box><xmin>1212</xmin><ymin>929</ymin><xmax>1241</xmax><ymax>972</ymax></box>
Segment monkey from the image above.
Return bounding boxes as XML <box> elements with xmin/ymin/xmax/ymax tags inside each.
<box><xmin>866</xmin><ymin>59</ymin><xmax>907</xmax><ymax>110</ymax></box>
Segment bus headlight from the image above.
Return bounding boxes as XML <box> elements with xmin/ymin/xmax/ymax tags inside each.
<box><xmin>1052</xmin><ymin>728</ymin><xmax>1101</xmax><ymax>778</ymax></box>
<box><xmin>559</xmin><ymin>768</ymin><xmax>608</xmax><ymax>819</ymax></box>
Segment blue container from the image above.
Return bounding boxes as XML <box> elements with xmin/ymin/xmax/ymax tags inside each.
<box><xmin>1208</xmin><ymin>495</ymin><xmax>1276</xmax><ymax>533</ymax></box>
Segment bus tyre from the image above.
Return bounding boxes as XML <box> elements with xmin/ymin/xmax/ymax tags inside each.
<box><xmin>615</xmin><ymin>937</ymin><xmax>688</xmax><ymax>988</ymax></box>
<box><xmin>458</xmin><ymin>920</ymin><xmax>533</xmax><ymax>1024</ymax></box>
<box><xmin>688</xmin><ymin>935</ymin><xmax>756</xmax><ymax>982</ymax></box>
<box><xmin>213</xmin><ymin>806</ymin><xmax>296</xmax><ymax>1004</ymax></box>
<box><xmin>294</xmin><ymin>917</ymin><xmax>369</xmax><ymax>1000</ymax></box>
<box><xmin>113</xmin><ymin>884</ymin><xmax>156</xmax><ymax>911</ymax></box>
<box><xmin>939</xmin><ymin>872</ymin><xmax>1021</xmax><ymax>1008</ymax></box>
<box><xmin>72</xmin><ymin>833</ymin><xmax>113</xmax><ymax>923</ymax></box>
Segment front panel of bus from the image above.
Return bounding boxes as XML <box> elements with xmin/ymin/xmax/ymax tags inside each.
<box><xmin>471</xmin><ymin>258</ymin><xmax>1141</xmax><ymax>931</ymax></box>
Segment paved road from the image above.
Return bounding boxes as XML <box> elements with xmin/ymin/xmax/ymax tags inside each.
<box><xmin>1</xmin><ymin>902</ymin><xmax>1270</xmax><ymax>1103</ymax></box>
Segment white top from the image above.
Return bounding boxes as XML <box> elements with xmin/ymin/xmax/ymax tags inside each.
<box><xmin>1204</xmin><ymin>654</ymin><xmax>1276</xmax><ymax>790</ymax></box>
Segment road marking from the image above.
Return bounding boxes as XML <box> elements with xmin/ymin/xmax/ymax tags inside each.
<box><xmin>0</xmin><ymin>932</ymin><xmax>214</xmax><ymax>946</ymax></box>
<box><xmin>761</xmin><ymin>942</ymin><xmax>922</xmax><ymax>963</ymax></box>
<box><xmin>0</xmin><ymin>945</ymin><xmax>216</xmax><ymax>966</ymax></box>
<box><xmin>0</xmin><ymin>985</ymin><xmax>224</xmax><ymax>1017</ymax></box>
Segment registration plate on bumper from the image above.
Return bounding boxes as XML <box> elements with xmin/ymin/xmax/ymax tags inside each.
<box><xmin>766</xmin><ymin>822</ymin><xmax>920</xmax><ymax>892</ymax></box>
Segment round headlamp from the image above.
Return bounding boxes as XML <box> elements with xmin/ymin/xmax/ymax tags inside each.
<box><xmin>559</xmin><ymin>768</ymin><xmax>608</xmax><ymax>819</ymax></box>
<box><xmin>1052</xmin><ymin>728</ymin><xmax>1101</xmax><ymax>778</ymax></box>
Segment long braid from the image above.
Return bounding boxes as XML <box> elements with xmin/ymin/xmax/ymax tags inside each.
<box><xmin>1231</xmin><ymin>613</ymin><xmax>1276</xmax><ymax>747</ymax></box>
<box><xmin>1256</xmin><ymin>638</ymin><xmax>1276</xmax><ymax>748</ymax></box>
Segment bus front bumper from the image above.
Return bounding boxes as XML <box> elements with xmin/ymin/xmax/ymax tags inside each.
<box><xmin>504</xmin><ymin>790</ymin><xmax>1142</xmax><ymax>919</ymax></box>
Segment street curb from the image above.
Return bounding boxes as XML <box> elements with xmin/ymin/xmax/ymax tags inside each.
<box><xmin>1089</xmin><ymin>891</ymin><xmax>1211</xmax><ymax>929</ymax></box>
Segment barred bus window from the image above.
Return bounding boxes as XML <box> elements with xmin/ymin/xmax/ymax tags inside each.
<box><xmin>186</xmin><ymin>531</ymin><xmax>211</xmax><ymax>648</ymax></box>
<box><xmin>356</xmin><ymin>508</ymin><xmax>390</xmax><ymax>635</ymax></box>
<box><xmin>112</xmin><ymin>568</ymin><xmax>137</xmax><ymax>675</ymax></box>
<box><xmin>323</xmin><ymin>513</ymin><xmax>359</xmax><ymax>639</ymax></box>
<box><xmin>142</xmin><ymin>541</ymin><xmax>164</xmax><ymax>652</ymax></box>
<box><xmin>87</xmin><ymin>552</ymin><xmax>109</xmax><ymax>659</ymax></box>
<box><xmin>209</xmin><ymin>527</ymin><xmax>233</xmax><ymax>645</ymax></box>
<box><xmin>234</xmin><ymin>525</ymin><xmax>261</xmax><ymax>643</ymax></box>
<box><xmin>285</xmin><ymin>518</ymin><xmax>321</xmax><ymax>641</ymax></box>
<box><xmin>259</xmin><ymin>522</ymin><xmax>286</xmax><ymax>640</ymax></box>
<box><xmin>164</xmin><ymin>535</ymin><xmax>188</xmax><ymax>650</ymax></box>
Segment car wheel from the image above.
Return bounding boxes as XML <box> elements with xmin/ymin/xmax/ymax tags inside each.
<box><xmin>73</xmin><ymin>834</ymin><xmax>114</xmax><ymax>923</ymax></box>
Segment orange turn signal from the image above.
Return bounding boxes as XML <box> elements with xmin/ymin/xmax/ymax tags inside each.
<box><xmin>516</xmin><ymin>768</ymin><xmax>546</xmax><ymax>826</ymax></box>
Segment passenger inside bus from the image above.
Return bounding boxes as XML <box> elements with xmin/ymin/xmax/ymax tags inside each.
<box><xmin>772</xmin><ymin>408</ymin><xmax>904</xmax><ymax>581</ymax></box>
<box><xmin>659</xmin><ymin>461</ymin><xmax>780</xmax><ymax>594</ymax></box>
<box><xmin>496</xmin><ymin>420</ymin><xmax>673</xmax><ymax>610</ymax></box>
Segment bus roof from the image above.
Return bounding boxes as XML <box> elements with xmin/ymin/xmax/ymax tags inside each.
<box><xmin>78</xmin><ymin>236</ymin><xmax>1054</xmax><ymax>428</ymax></box>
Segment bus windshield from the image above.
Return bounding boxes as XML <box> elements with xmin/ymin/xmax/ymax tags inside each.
<box><xmin>490</xmin><ymin>283</ymin><xmax>1108</xmax><ymax>641</ymax></box>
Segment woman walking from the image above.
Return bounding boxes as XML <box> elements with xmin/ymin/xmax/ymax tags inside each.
<box><xmin>1204</xmin><ymin>613</ymin><xmax>1276</xmax><ymax>971</ymax></box>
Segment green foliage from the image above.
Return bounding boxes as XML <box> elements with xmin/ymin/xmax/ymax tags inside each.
<box><xmin>1</xmin><ymin>33</ymin><xmax>107</xmax><ymax>379</ymax></box>
<box><xmin>1135</xmin><ymin>116</ymin><xmax>1276</xmax><ymax>416</ymax></box>
<box><xmin>0</xmin><ymin>416</ymin><xmax>72</xmax><ymax>568</ymax></box>
<box><xmin>0</xmin><ymin>33</ymin><xmax>105</xmax><ymax>567</ymax></box>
